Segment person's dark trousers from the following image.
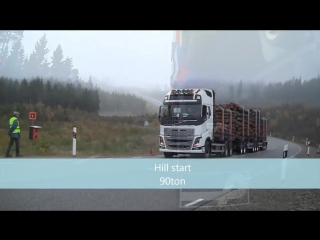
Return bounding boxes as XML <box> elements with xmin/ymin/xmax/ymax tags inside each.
<box><xmin>5</xmin><ymin>137</ymin><xmax>22</xmax><ymax>157</ymax></box>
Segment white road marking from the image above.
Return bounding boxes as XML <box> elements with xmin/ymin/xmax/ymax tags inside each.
<box><xmin>289</xmin><ymin>145</ymin><xmax>302</xmax><ymax>158</ymax></box>
<box><xmin>184</xmin><ymin>198</ymin><xmax>203</xmax><ymax>207</ymax></box>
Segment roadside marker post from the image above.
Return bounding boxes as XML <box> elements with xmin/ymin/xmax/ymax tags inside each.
<box><xmin>281</xmin><ymin>144</ymin><xmax>288</xmax><ymax>181</ymax></box>
<box><xmin>73</xmin><ymin>126</ymin><xmax>76</xmax><ymax>157</ymax></box>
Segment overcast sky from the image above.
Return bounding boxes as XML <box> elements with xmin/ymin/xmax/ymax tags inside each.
<box><xmin>21</xmin><ymin>30</ymin><xmax>320</xmax><ymax>90</ymax></box>
<box><xmin>22</xmin><ymin>30</ymin><xmax>173</xmax><ymax>88</ymax></box>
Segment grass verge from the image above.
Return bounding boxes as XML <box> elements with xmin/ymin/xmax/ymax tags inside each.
<box><xmin>0</xmin><ymin>119</ymin><xmax>160</xmax><ymax>157</ymax></box>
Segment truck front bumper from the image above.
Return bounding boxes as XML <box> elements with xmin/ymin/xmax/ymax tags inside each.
<box><xmin>159</xmin><ymin>147</ymin><xmax>205</xmax><ymax>154</ymax></box>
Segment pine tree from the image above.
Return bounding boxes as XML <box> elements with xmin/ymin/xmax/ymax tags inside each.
<box><xmin>23</xmin><ymin>34</ymin><xmax>50</xmax><ymax>79</ymax></box>
<box><xmin>70</xmin><ymin>68</ymin><xmax>80</xmax><ymax>82</ymax></box>
<box><xmin>63</xmin><ymin>57</ymin><xmax>73</xmax><ymax>80</ymax></box>
<box><xmin>50</xmin><ymin>44</ymin><xmax>64</xmax><ymax>80</ymax></box>
<box><xmin>2</xmin><ymin>40</ymin><xmax>25</xmax><ymax>79</ymax></box>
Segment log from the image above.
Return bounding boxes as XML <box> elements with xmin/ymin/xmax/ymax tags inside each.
<box><xmin>246</xmin><ymin>109</ymin><xmax>263</xmax><ymax>138</ymax></box>
<box><xmin>215</xmin><ymin>103</ymin><xmax>259</xmax><ymax>139</ymax></box>
<box><xmin>214</xmin><ymin>103</ymin><xmax>267</xmax><ymax>139</ymax></box>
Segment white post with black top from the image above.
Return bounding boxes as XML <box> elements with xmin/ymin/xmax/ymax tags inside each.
<box><xmin>73</xmin><ymin>126</ymin><xmax>76</xmax><ymax>157</ymax></box>
<box><xmin>281</xmin><ymin>144</ymin><xmax>288</xmax><ymax>181</ymax></box>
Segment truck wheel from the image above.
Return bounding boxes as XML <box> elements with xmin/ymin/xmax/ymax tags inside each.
<box><xmin>228</xmin><ymin>142</ymin><xmax>233</xmax><ymax>156</ymax></box>
<box><xmin>202</xmin><ymin>140</ymin><xmax>211</xmax><ymax>158</ymax></box>
<box><xmin>243</xmin><ymin>144</ymin><xmax>246</xmax><ymax>154</ymax></box>
<box><xmin>164</xmin><ymin>152</ymin><xmax>174</xmax><ymax>158</ymax></box>
<box><xmin>224</xmin><ymin>142</ymin><xmax>228</xmax><ymax>157</ymax></box>
<box><xmin>240</xmin><ymin>143</ymin><xmax>243</xmax><ymax>154</ymax></box>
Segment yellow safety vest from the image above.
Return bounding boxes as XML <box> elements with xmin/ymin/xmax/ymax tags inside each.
<box><xmin>9</xmin><ymin>117</ymin><xmax>20</xmax><ymax>134</ymax></box>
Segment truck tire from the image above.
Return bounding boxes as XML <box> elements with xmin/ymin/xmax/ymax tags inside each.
<box><xmin>243</xmin><ymin>144</ymin><xmax>247</xmax><ymax>154</ymax></box>
<box><xmin>249</xmin><ymin>143</ymin><xmax>253</xmax><ymax>153</ymax></box>
<box><xmin>224</xmin><ymin>142</ymin><xmax>228</xmax><ymax>157</ymax></box>
<box><xmin>263</xmin><ymin>142</ymin><xmax>267</xmax><ymax>150</ymax></box>
<box><xmin>164</xmin><ymin>152</ymin><xmax>174</xmax><ymax>158</ymax></box>
<box><xmin>240</xmin><ymin>143</ymin><xmax>246</xmax><ymax>154</ymax></box>
<box><xmin>201</xmin><ymin>140</ymin><xmax>211</xmax><ymax>158</ymax></box>
<box><xmin>228</xmin><ymin>142</ymin><xmax>233</xmax><ymax>156</ymax></box>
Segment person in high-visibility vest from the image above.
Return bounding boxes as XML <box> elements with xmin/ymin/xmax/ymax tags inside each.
<box><xmin>5</xmin><ymin>111</ymin><xmax>23</xmax><ymax>157</ymax></box>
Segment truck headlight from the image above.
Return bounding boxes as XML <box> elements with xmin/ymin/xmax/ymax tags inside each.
<box><xmin>193</xmin><ymin>137</ymin><xmax>201</xmax><ymax>147</ymax></box>
<box><xmin>159</xmin><ymin>137</ymin><xmax>164</xmax><ymax>146</ymax></box>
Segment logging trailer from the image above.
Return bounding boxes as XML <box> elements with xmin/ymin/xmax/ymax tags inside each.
<box><xmin>158</xmin><ymin>88</ymin><xmax>268</xmax><ymax>158</ymax></box>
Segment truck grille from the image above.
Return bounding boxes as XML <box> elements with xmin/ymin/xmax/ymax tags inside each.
<box><xmin>164</xmin><ymin>128</ymin><xmax>194</xmax><ymax>150</ymax></box>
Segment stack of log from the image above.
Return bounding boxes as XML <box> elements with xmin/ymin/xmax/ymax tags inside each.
<box><xmin>214</xmin><ymin>103</ymin><xmax>249</xmax><ymax>139</ymax></box>
<box><xmin>213</xmin><ymin>105</ymin><xmax>236</xmax><ymax>140</ymax></box>
<box><xmin>260</xmin><ymin>118</ymin><xmax>265</xmax><ymax>137</ymax></box>
<box><xmin>248</xmin><ymin>109</ymin><xmax>259</xmax><ymax>138</ymax></box>
<box><xmin>211</xmin><ymin>103</ymin><xmax>267</xmax><ymax>140</ymax></box>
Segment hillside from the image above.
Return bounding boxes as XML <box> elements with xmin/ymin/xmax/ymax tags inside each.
<box><xmin>0</xmin><ymin>77</ymin><xmax>155</xmax><ymax>117</ymax></box>
<box><xmin>0</xmin><ymin>77</ymin><xmax>160</xmax><ymax>157</ymax></box>
<box><xmin>261</xmin><ymin>103</ymin><xmax>320</xmax><ymax>147</ymax></box>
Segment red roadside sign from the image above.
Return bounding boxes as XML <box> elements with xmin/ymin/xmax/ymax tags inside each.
<box><xmin>29</xmin><ymin>112</ymin><xmax>37</xmax><ymax>120</ymax></box>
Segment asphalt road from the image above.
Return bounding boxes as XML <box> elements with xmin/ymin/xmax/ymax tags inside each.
<box><xmin>0</xmin><ymin>136</ymin><xmax>303</xmax><ymax>211</ymax></box>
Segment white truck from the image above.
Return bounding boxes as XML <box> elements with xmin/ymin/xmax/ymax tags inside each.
<box><xmin>158</xmin><ymin>88</ymin><xmax>268</xmax><ymax>158</ymax></box>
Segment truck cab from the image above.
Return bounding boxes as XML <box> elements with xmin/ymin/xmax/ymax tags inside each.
<box><xmin>158</xmin><ymin>88</ymin><xmax>215</xmax><ymax>158</ymax></box>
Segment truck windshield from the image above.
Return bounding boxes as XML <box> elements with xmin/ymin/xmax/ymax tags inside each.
<box><xmin>162</xmin><ymin>103</ymin><xmax>201</xmax><ymax>119</ymax></box>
